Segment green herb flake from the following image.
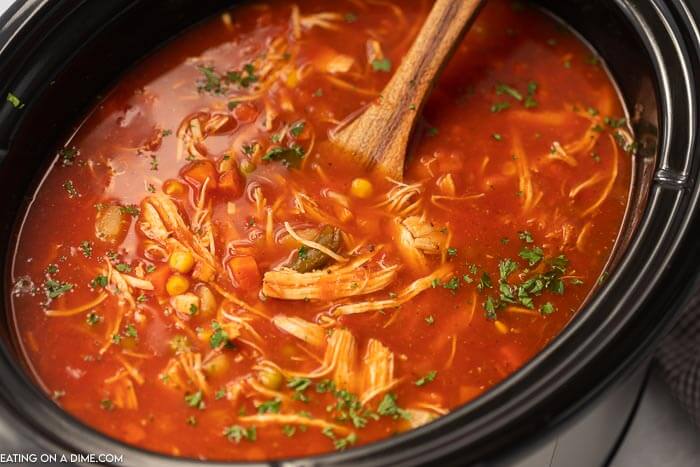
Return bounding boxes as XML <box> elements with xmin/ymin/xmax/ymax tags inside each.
<box><xmin>371</xmin><ymin>58</ymin><xmax>392</xmax><ymax>72</ymax></box>
<box><xmin>90</xmin><ymin>274</ymin><xmax>108</xmax><ymax>289</ymax></box>
<box><xmin>262</xmin><ymin>145</ymin><xmax>305</xmax><ymax>169</ymax></box>
<box><xmin>125</xmin><ymin>324</ymin><xmax>138</xmax><ymax>338</ymax></box>
<box><xmin>184</xmin><ymin>390</ymin><xmax>205</xmax><ymax>410</ymax></box>
<box><xmin>59</xmin><ymin>147</ymin><xmax>78</xmax><ymax>167</ymax></box>
<box><xmin>491</xmin><ymin>101</ymin><xmax>511</xmax><ymax>113</ymax></box>
<box><xmin>518</xmin><ymin>230</ymin><xmax>534</xmax><ymax>243</ymax></box>
<box><xmin>44</xmin><ymin>279</ymin><xmax>73</xmax><ymax>300</ymax></box>
<box><xmin>79</xmin><ymin>240</ymin><xmax>93</xmax><ymax>258</ymax></box>
<box><xmin>519</xmin><ymin>246</ymin><xmax>544</xmax><ymax>266</ymax></box>
<box><xmin>495</xmin><ymin>83</ymin><xmax>523</xmax><ymax>101</ymax></box>
<box><xmin>377</xmin><ymin>393</ymin><xmax>411</xmax><ymax>420</ymax></box>
<box><xmin>415</xmin><ymin>370</ymin><xmax>437</xmax><ymax>386</ymax></box>
<box><xmin>223</xmin><ymin>425</ymin><xmax>256</xmax><ymax>443</ymax></box>
<box><xmin>63</xmin><ymin>180</ymin><xmax>79</xmax><ymax>198</ymax></box>
<box><xmin>540</xmin><ymin>302</ymin><xmax>556</xmax><ymax>315</ymax></box>
<box><xmin>86</xmin><ymin>312</ymin><xmax>101</xmax><ymax>326</ymax></box>
<box><xmin>289</xmin><ymin>121</ymin><xmax>306</xmax><ymax>137</ymax></box>
<box><xmin>257</xmin><ymin>398</ymin><xmax>281</xmax><ymax>414</ymax></box>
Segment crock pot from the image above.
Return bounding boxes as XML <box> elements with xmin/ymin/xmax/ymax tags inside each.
<box><xmin>1</xmin><ymin>0</ymin><xmax>699</xmax><ymax>465</ymax></box>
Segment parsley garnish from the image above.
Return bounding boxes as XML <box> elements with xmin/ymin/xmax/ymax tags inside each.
<box><xmin>415</xmin><ymin>370</ymin><xmax>437</xmax><ymax>386</ymax></box>
<box><xmin>262</xmin><ymin>144</ymin><xmax>305</xmax><ymax>169</ymax></box>
<box><xmin>44</xmin><ymin>279</ymin><xmax>73</xmax><ymax>300</ymax></box>
<box><xmin>184</xmin><ymin>390</ymin><xmax>205</xmax><ymax>410</ymax></box>
<box><xmin>371</xmin><ymin>58</ymin><xmax>392</xmax><ymax>72</ymax></box>
<box><xmin>377</xmin><ymin>393</ymin><xmax>411</xmax><ymax>420</ymax></box>
<box><xmin>223</xmin><ymin>425</ymin><xmax>256</xmax><ymax>443</ymax></box>
<box><xmin>257</xmin><ymin>398</ymin><xmax>281</xmax><ymax>414</ymax></box>
<box><xmin>519</xmin><ymin>246</ymin><xmax>544</xmax><ymax>266</ymax></box>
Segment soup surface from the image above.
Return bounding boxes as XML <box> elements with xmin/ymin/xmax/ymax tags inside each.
<box><xmin>9</xmin><ymin>0</ymin><xmax>633</xmax><ymax>460</ymax></box>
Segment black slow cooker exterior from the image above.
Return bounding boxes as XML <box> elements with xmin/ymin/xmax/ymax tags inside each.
<box><xmin>1</xmin><ymin>0</ymin><xmax>699</xmax><ymax>465</ymax></box>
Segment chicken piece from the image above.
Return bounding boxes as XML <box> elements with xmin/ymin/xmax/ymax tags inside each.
<box><xmin>392</xmin><ymin>216</ymin><xmax>446</xmax><ymax>273</ymax></box>
<box><xmin>263</xmin><ymin>254</ymin><xmax>397</xmax><ymax>301</ymax></box>
<box><xmin>360</xmin><ymin>339</ymin><xmax>396</xmax><ymax>403</ymax></box>
<box><xmin>272</xmin><ymin>315</ymin><xmax>325</xmax><ymax>348</ymax></box>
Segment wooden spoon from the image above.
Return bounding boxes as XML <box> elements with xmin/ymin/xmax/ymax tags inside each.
<box><xmin>330</xmin><ymin>0</ymin><xmax>485</xmax><ymax>181</ymax></box>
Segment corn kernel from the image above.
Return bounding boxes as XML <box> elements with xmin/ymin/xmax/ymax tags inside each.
<box><xmin>166</xmin><ymin>274</ymin><xmax>190</xmax><ymax>296</ymax></box>
<box><xmin>168</xmin><ymin>250</ymin><xmax>194</xmax><ymax>274</ymax></box>
<box><xmin>350</xmin><ymin>177</ymin><xmax>373</xmax><ymax>199</ymax></box>
<box><xmin>494</xmin><ymin>320</ymin><xmax>509</xmax><ymax>334</ymax></box>
<box><xmin>240</xmin><ymin>160</ymin><xmax>256</xmax><ymax>175</ymax></box>
<box><xmin>258</xmin><ymin>367</ymin><xmax>283</xmax><ymax>390</ymax></box>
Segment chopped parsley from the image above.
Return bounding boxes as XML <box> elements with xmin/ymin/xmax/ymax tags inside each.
<box><xmin>115</xmin><ymin>263</ymin><xmax>132</xmax><ymax>273</ymax></box>
<box><xmin>44</xmin><ymin>279</ymin><xmax>73</xmax><ymax>300</ymax></box>
<box><xmin>120</xmin><ymin>205</ymin><xmax>140</xmax><ymax>217</ymax></box>
<box><xmin>377</xmin><ymin>393</ymin><xmax>411</xmax><ymax>420</ymax></box>
<box><xmin>59</xmin><ymin>147</ymin><xmax>78</xmax><ymax>167</ymax></box>
<box><xmin>442</xmin><ymin>276</ymin><xmax>460</xmax><ymax>295</ymax></box>
<box><xmin>289</xmin><ymin>121</ymin><xmax>305</xmax><ymax>137</ymax></box>
<box><xmin>518</xmin><ymin>230</ymin><xmax>534</xmax><ymax>243</ymax></box>
<box><xmin>262</xmin><ymin>144</ymin><xmax>305</xmax><ymax>169</ymax></box>
<box><xmin>477</xmin><ymin>272</ymin><xmax>493</xmax><ymax>292</ymax></box>
<box><xmin>519</xmin><ymin>246</ymin><xmax>544</xmax><ymax>266</ymax></box>
<box><xmin>209</xmin><ymin>321</ymin><xmax>231</xmax><ymax>349</ymax></box>
<box><xmin>80</xmin><ymin>241</ymin><xmax>93</xmax><ymax>258</ymax></box>
<box><xmin>495</xmin><ymin>83</ymin><xmax>523</xmax><ymax>101</ymax></box>
<box><xmin>125</xmin><ymin>324</ymin><xmax>138</xmax><ymax>338</ymax></box>
<box><xmin>492</xmin><ymin>133</ymin><xmax>503</xmax><ymax>141</ymax></box>
<box><xmin>184</xmin><ymin>390</ymin><xmax>205</xmax><ymax>410</ymax></box>
<box><xmin>86</xmin><ymin>312</ymin><xmax>101</xmax><ymax>326</ymax></box>
<box><xmin>63</xmin><ymin>180</ymin><xmax>79</xmax><ymax>198</ymax></box>
<box><xmin>90</xmin><ymin>274</ymin><xmax>108</xmax><ymax>289</ymax></box>
<box><xmin>223</xmin><ymin>425</ymin><xmax>256</xmax><ymax>443</ymax></box>
<box><xmin>371</xmin><ymin>58</ymin><xmax>392</xmax><ymax>72</ymax></box>
<box><xmin>490</xmin><ymin>101</ymin><xmax>510</xmax><ymax>113</ymax></box>
<box><xmin>540</xmin><ymin>302</ymin><xmax>556</xmax><ymax>315</ymax></box>
<box><xmin>415</xmin><ymin>370</ymin><xmax>437</xmax><ymax>386</ymax></box>
<box><xmin>257</xmin><ymin>398</ymin><xmax>281</xmax><ymax>414</ymax></box>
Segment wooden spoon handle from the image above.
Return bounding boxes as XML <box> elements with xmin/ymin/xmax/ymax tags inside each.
<box><xmin>331</xmin><ymin>0</ymin><xmax>484</xmax><ymax>180</ymax></box>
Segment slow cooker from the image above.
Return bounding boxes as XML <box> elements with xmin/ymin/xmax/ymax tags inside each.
<box><xmin>0</xmin><ymin>0</ymin><xmax>699</xmax><ymax>465</ymax></box>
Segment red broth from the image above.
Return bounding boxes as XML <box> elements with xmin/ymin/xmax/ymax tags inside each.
<box><xmin>9</xmin><ymin>0</ymin><xmax>632</xmax><ymax>460</ymax></box>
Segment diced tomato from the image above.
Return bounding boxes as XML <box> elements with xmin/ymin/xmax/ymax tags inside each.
<box><xmin>227</xmin><ymin>256</ymin><xmax>261</xmax><ymax>290</ymax></box>
<box><xmin>181</xmin><ymin>160</ymin><xmax>218</xmax><ymax>189</ymax></box>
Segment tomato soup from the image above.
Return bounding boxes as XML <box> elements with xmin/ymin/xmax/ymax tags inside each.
<box><xmin>9</xmin><ymin>0</ymin><xmax>632</xmax><ymax>460</ymax></box>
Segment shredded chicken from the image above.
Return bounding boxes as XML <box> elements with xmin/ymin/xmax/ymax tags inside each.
<box><xmin>272</xmin><ymin>315</ymin><xmax>325</xmax><ymax>347</ymax></box>
<box><xmin>333</xmin><ymin>265</ymin><xmax>453</xmax><ymax>315</ymax></box>
<box><xmin>263</xmin><ymin>253</ymin><xmax>398</xmax><ymax>300</ymax></box>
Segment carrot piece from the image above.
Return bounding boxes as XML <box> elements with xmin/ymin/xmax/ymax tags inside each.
<box><xmin>181</xmin><ymin>160</ymin><xmax>218</xmax><ymax>188</ymax></box>
<box><xmin>228</xmin><ymin>256</ymin><xmax>261</xmax><ymax>290</ymax></box>
<box><xmin>218</xmin><ymin>168</ymin><xmax>243</xmax><ymax>196</ymax></box>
